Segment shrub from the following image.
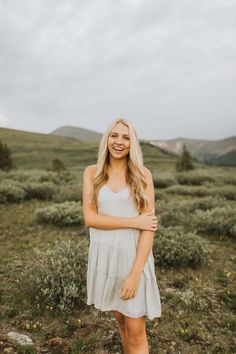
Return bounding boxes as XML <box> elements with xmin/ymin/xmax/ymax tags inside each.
<box><xmin>153</xmin><ymin>226</ymin><xmax>210</xmax><ymax>268</ymax></box>
<box><xmin>191</xmin><ymin>206</ymin><xmax>236</xmax><ymax>239</ymax></box>
<box><xmin>52</xmin><ymin>185</ymin><xmax>82</xmax><ymax>203</ymax></box>
<box><xmin>165</xmin><ymin>185</ymin><xmax>209</xmax><ymax>197</ymax></box>
<box><xmin>153</xmin><ymin>174</ymin><xmax>177</xmax><ymax>189</ymax></box>
<box><xmin>23</xmin><ymin>181</ymin><xmax>56</xmax><ymax>200</ymax></box>
<box><xmin>156</xmin><ymin>196</ymin><xmax>225</xmax><ymax>229</ymax></box>
<box><xmin>2</xmin><ymin>169</ymin><xmax>61</xmax><ymax>184</ymax></box>
<box><xmin>175</xmin><ymin>171</ymin><xmax>215</xmax><ymax>185</ymax></box>
<box><xmin>20</xmin><ymin>238</ymin><xmax>88</xmax><ymax>313</ymax></box>
<box><xmin>34</xmin><ymin>201</ymin><xmax>83</xmax><ymax>226</ymax></box>
<box><xmin>156</xmin><ymin>201</ymin><xmax>189</xmax><ymax>229</ymax></box>
<box><xmin>213</xmin><ymin>186</ymin><xmax>236</xmax><ymax>200</ymax></box>
<box><xmin>0</xmin><ymin>180</ymin><xmax>26</xmax><ymax>203</ymax></box>
<box><xmin>166</xmin><ymin>185</ymin><xmax>236</xmax><ymax>200</ymax></box>
<box><xmin>179</xmin><ymin>288</ymin><xmax>207</xmax><ymax>312</ymax></box>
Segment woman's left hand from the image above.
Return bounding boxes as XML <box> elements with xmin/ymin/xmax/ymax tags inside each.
<box><xmin>119</xmin><ymin>269</ymin><xmax>142</xmax><ymax>300</ymax></box>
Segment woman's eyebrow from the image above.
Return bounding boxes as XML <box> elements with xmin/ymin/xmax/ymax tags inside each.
<box><xmin>110</xmin><ymin>132</ymin><xmax>130</xmax><ymax>137</ymax></box>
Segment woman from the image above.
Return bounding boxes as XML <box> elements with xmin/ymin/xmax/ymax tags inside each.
<box><xmin>83</xmin><ymin>118</ymin><xmax>161</xmax><ymax>354</ymax></box>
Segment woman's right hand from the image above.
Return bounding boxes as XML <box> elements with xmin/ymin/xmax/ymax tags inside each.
<box><xmin>135</xmin><ymin>209</ymin><xmax>158</xmax><ymax>231</ymax></box>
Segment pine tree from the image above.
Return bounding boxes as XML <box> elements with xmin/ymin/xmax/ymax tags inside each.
<box><xmin>52</xmin><ymin>158</ymin><xmax>66</xmax><ymax>172</ymax></box>
<box><xmin>0</xmin><ymin>140</ymin><xmax>12</xmax><ymax>171</ymax></box>
<box><xmin>176</xmin><ymin>144</ymin><xmax>194</xmax><ymax>172</ymax></box>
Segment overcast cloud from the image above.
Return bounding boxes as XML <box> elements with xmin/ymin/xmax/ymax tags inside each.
<box><xmin>0</xmin><ymin>0</ymin><xmax>235</xmax><ymax>140</ymax></box>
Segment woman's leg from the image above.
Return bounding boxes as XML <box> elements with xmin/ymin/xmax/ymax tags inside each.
<box><xmin>124</xmin><ymin>315</ymin><xmax>149</xmax><ymax>354</ymax></box>
<box><xmin>112</xmin><ymin>310</ymin><xmax>129</xmax><ymax>354</ymax></box>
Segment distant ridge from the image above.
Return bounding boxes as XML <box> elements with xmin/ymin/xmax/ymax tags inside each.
<box><xmin>149</xmin><ymin>136</ymin><xmax>236</xmax><ymax>165</ymax></box>
<box><xmin>51</xmin><ymin>125</ymin><xmax>236</xmax><ymax>165</ymax></box>
<box><xmin>51</xmin><ymin>125</ymin><xmax>103</xmax><ymax>143</ymax></box>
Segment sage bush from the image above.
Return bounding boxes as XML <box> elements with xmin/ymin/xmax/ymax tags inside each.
<box><xmin>153</xmin><ymin>226</ymin><xmax>210</xmax><ymax>268</ymax></box>
<box><xmin>156</xmin><ymin>197</ymin><xmax>224</xmax><ymax>230</ymax></box>
<box><xmin>23</xmin><ymin>181</ymin><xmax>56</xmax><ymax>200</ymax></box>
<box><xmin>191</xmin><ymin>206</ymin><xmax>236</xmax><ymax>239</ymax></box>
<box><xmin>0</xmin><ymin>180</ymin><xmax>26</xmax><ymax>203</ymax></box>
<box><xmin>34</xmin><ymin>201</ymin><xmax>84</xmax><ymax>225</ymax></box>
<box><xmin>166</xmin><ymin>185</ymin><xmax>236</xmax><ymax>200</ymax></box>
<box><xmin>52</xmin><ymin>184</ymin><xmax>82</xmax><ymax>202</ymax></box>
<box><xmin>20</xmin><ymin>238</ymin><xmax>88</xmax><ymax>313</ymax></box>
<box><xmin>175</xmin><ymin>171</ymin><xmax>216</xmax><ymax>186</ymax></box>
<box><xmin>153</xmin><ymin>174</ymin><xmax>177</xmax><ymax>189</ymax></box>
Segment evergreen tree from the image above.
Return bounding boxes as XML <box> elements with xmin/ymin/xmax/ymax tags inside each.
<box><xmin>52</xmin><ymin>158</ymin><xmax>66</xmax><ymax>172</ymax></box>
<box><xmin>0</xmin><ymin>140</ymin><xmax>12</xmax><ymax>171</ymax></box>
<box><xmin>176</xmin><ymin>144</ymin><xmax>194</xmax><ymax>172</ymax></box>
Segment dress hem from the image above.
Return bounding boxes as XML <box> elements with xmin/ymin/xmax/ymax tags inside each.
<box><xmin>86</xmin><ymin>301</ymin><xmax>161</xmax><ymax>320</ymax></box>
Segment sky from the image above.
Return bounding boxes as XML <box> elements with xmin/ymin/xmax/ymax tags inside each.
<box><xmin>0</xmin><ymin>0</ymin><xmax>235</xmax><ymax>140</ymax></box>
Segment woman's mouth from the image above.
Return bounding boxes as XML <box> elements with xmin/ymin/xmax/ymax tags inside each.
<box><xmin>113</xmin><ymin>146</ymin><xmax>124</xmax><ymax>153</ymax></box>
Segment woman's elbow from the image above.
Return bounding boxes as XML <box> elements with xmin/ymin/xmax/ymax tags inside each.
<box><xmin>83</xmin><ymin>212</ymin><xmax>95</xmax><ymax>227</ymax></box>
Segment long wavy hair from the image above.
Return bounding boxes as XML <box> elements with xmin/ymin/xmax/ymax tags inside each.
<box><xmin>89</xmin><ymin>118</ymin><xmax>148</xmax><ymax>213</ymax></box>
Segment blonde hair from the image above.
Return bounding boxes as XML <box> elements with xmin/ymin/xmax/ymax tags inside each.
<box><xmin>90</xmin><ymin>118</ymin><xmax>148</xmax><ymax>212</ymax></box>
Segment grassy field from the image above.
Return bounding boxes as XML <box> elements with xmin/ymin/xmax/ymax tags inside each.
<box><xmin>0</xmin><ymin>128</ymin><xmax>235</xmax><ymax>353</ymax></box>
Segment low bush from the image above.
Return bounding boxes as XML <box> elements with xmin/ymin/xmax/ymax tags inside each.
<box><xmin>23</xmin><ymin>182</ymin><xmax>56</xmax><ymax>200</ymax></box>
<box><xmin>153</xmin><ymin>226</ymin><xmax>210</xmax><ymax>268</ymax></box>
<box><xmin>166</xmin><ymin>185</ymin><xmax>236</xmax><ymax>200</ymax></box>
<box><xmin>20</xmin><ymin>238</ymin><xmax>88</xmax><ymax>313</ymax></box>
<box><xmin>52</xmin><ymin>185</ymin><xmax>82</xmax><ymax>203</ymax></box>
<box><xmin>156</xmin><ymin>197</ymin><xmax>224</xmax><ymax>230</ymax></box>
<box><xmin>175</xmin><ymin>171</ymin><xmax>216</xmax><ymax>185</ymax></box>
<box><xmin>153</xmin><ymin>174</ymin><xmax>177</xmax><ymax>189</ymax></box>
<box><xmin>2</xmin><ymin>169</ymin><xmax>60</xmax><ymax>184</ymax></box>
<box><xmin>191</xmin><ymin>206</ymin><xmax>236</xmax><ymax>239</ymax></box>
<box><xmin>165</xmin><ymin>185</ymin><xmax>209</xmax><ymax>197</ymax></box>
<box><xmin>34</xmin><ymin>201</ymin><xmax>83</xmax><ymax>226</ymax></box>
<box><xmin>0</xmin><ymin>180</ymin><xmax>26</xmax><ymax>203</ymax></box>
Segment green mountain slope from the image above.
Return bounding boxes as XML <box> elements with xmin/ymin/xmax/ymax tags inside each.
<box><xmin>0</xmin><ymin>127</ymin><xmax>181</xmax><ymax>171</ymax></box>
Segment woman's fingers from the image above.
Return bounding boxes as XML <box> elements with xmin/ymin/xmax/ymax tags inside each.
<box><xmin>120</xmin><ymin>288</ymin><xmax>135</xmax><ymax>300</ymax></box>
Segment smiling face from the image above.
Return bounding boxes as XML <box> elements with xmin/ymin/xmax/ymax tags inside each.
<box><xmin>107</xmin><ymin>122</ymin><xmax>130</xmax><ymax>160</ymax></box>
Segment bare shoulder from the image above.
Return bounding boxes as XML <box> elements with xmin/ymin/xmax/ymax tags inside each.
<box><xmin>83</xmin><ymin>164</ymin><xmax>97</xmax><ymax>179</ymax></box>
<box><xmin>143</xmin><ymin>166</ymin><xmax>153</xmax><ymax>178</ymax></box>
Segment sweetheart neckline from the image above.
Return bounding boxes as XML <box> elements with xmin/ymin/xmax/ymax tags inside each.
<box><xmin>102</xmin><ymin>184</ymin><xmax>130</xmax><ymax>194</ymax></box>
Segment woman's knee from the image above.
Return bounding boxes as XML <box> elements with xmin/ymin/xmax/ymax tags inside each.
<box><xmin>124</xmin><ymin>315</ymin><xmax>146</xmax><ymax>338</ymax></box>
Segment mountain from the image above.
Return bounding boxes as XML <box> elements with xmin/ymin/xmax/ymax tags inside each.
<box><xmin>149</xmin><ymin>136</ymin><xmax>236</xmax><ymax>165</ymax></box>
<box><xmin>51</xmin><ymin>125</ymin><xmax>103</xmax><ymax>142</ymax></box>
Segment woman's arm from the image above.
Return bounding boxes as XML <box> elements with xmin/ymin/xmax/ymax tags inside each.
<box><xmin>82</xmin><ymin>165</ymin><xmax>157</xmax><ymax>231</ymax></box>
<box><xmin>131</xmin><ymin>167</ymin><xmax>157</xmax><ymax>273</ymax></box>
<box><xmin>119</xmin><ymin>167</ymin><xmax>158</xmax><ymax>301</ymax></box>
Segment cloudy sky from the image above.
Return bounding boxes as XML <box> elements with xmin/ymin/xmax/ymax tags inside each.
<box><xmin>0</xmin><ymin>0</ymin><xmax>235</xmax><ymax>140</ymax></box>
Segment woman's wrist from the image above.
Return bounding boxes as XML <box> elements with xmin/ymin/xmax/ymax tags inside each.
<box><xmin>130</xmin><ymin>216</ymin><xmax>139</xmax><ymax>229</ymax></box>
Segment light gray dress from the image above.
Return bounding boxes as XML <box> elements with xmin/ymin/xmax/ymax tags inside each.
<box><xmin>86</xmin><ymin>183</ymin><xmax>162</xmax><ymax>320</ymax></box>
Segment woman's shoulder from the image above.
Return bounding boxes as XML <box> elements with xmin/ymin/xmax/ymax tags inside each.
<box><xmin>143</xmin><ymin>166</ymin><xmax>152</xmax><ymax>177</ymax></box>
<box><xmin>83</xmin><ymin>164</ymin><xmax>97</xmax><ymax>177</ymax></box>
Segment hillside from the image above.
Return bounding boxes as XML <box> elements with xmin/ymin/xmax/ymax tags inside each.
<box><xmin>0</xmin><ymin>127</ymin><xmax>180</xmax><ymax>171</ymax></box>
<box><xmin>51</xmin><ymin>125</ymin><xmax>103</xmax><ymax>143</ymax></box>
<box><xmin>0</xmin><ymin>127</ymin><xmax>99</xmax><ymax>170</ymax></box>
<box><xmin>149</xmin><ymin>136</ymin><xmax>236</xmax><ymax>165</ymax></box>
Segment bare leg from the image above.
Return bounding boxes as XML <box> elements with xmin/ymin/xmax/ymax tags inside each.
<box><xmin>112</xmin><ymin>310</ymin><xmax>129</xmax><ymax>354</ymax></box>
<box><xmin>124</xmin><ymin>315</ymin><xmax>149</xmax><ymax>354</ymax></box>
